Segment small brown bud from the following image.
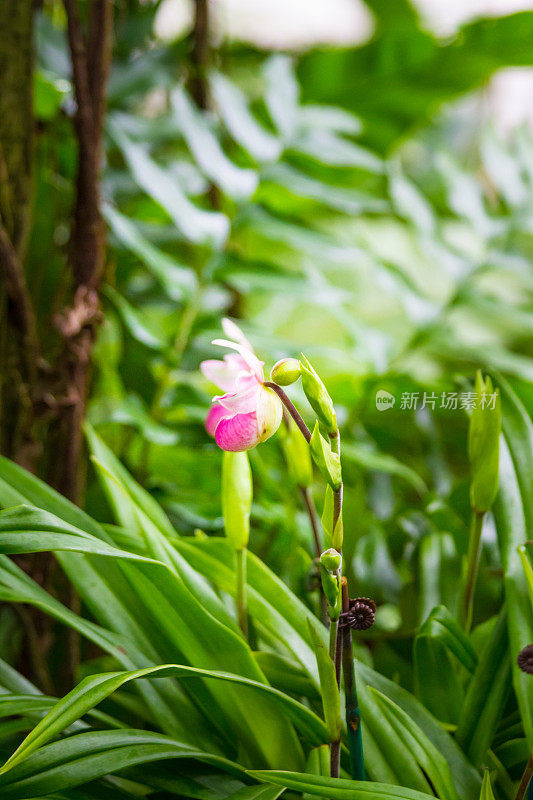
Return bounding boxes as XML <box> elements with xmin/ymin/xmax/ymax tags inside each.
<box><xmin>517</xmin><ymin>644</ymin><xmax>533</xmax><ymax>675</ymax></box>
<box><xmin>339</xmin><ymin>597</ymin><xmax>376</xmax><ymax>631</ymax></box>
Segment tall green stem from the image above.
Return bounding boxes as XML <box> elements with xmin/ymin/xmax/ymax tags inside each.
<box><xmin>329</xmin><ymin>618</ymin><xmax>338</xmax><ymax>661</ymax></box>
<box><xmin>330</xmin><ymin>614</ymin><xmax>343</xmax><ymax>779</ymax></box>
<box><xmin>341</xmin><ymin>580</ymin><xmax>365</xmax><ymax>780</ymax></box>
<box><xmin>329</xmin><ymin>428</ymin><xmax>343</xmax><ymax>779</ymax></box>
<box><xmin>460</xmin><ymin>510</ymin><xmax>485</xmax><ymax>631</ymax></box>
<box><xmin>301</xmin><ymin>485</ymin><xmax>322</xmax><ymax>559</ymax></box>
<box><xmin>235</xmin><ymin>547</ymin><xmax>248</xmax><ymax>639</ymax></box>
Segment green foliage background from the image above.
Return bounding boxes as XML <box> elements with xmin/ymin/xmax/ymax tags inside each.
<box><xmin>0</xmin><ymin>1</ymin><xmax>532</xmax><ymax>799</ymax></box>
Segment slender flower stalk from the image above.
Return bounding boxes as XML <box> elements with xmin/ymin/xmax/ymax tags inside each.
<box><xmin>329</xmin><ymin>616</ymin><xmax>339</xmax><ymax>663</ymax></box>
<box><xmin>340</xmin><ymin>579</ymin><xmax>365</xmax><ymax>781</ymax></box>
<box><xmin>301</xmin><ymin>486</ymin><xmax>322</xmax><ymax>560</ymax></box>
<box><xmin>263</xmin><ymin>381</ymin><xmax>312</xmax><ymax>443</ymax></box>
<box><xmin>460</xmin><ymin>372</ymin><xmax>501</xmax><ymax>630</ymax></box>
<box><xmin>460</xmin><ymin>509</ymin><xmax>485</xmax><ymax>631</ymax></box>
<box><xmin>327</xmin><ymin>425</ymin><xmax>344</xmax><ymax>779</ymax></box>
<box><xmin>280</xmin><ymin>407</ymin><xmax>322</xmax><ymax>558</ymax></box>
<box><xmin>221</xmin><ymin>450</ymin><xmax>252</xmax><ymax>638</ymax></box>
<box><xmin>235</xmin><ymin>547</ymin><xmax>248</xmax><ymax>638</ymax></box>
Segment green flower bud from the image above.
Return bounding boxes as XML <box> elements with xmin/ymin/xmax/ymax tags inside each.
<box><xmin>321</xmin><ymin>486</ymin><xmax>343</xmax><ymax>550</ymax></box>
<box><xmin>222</xmin><ymin>451</ymin><xmax>252</xmax><ymax>550</ymax></box>
<box><xmin>310</xmin><ymin>421</ymin><xmax>342</xmax><ymax>491</ymax></box>
<box><xmin>300</xmin><ymin>354</ymin><xmax>336</xmax><ymax>433</ymax></box>
<box><xmin>320</xmin><ymin>547</ymin><xmax>342</xmax><ymax>573</ymax></box>
<box><xmin>281</xmin><ymin>417</ymin><xmax>313</xmax><ymax>487</ymax></box>
<box><xmin>320</xmin><ymin>564</ymin><xmax>342</xmax><ymax>618</ymax></box>
<box><xmin>468</xmin><ymin>372</ymin><xmax>501</xmax><ymax>514</ymax></box>
<box><xmin>270</xmin><ymin>358</ymin><xmax>301</xmax><ymax>386</ymax></box>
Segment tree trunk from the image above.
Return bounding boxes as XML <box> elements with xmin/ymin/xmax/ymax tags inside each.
<box><xmin>53</xmin><ymin>0</ymin><xmax>113</xmax><ymax>503</ymax></box>
<box><xmin>0</xmin><ymin>0</ymin><xmax>34</xmax><ymax>255</ymax></box>
<box><xmin>0</xmin><ymin>0</ymin><xmax>38</xmax><ymax>467</ymax></box>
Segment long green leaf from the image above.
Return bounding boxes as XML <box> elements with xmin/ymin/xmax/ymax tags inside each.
<box><xmin>368</xmin><ymin>688</ymin><xmax>458</xmax><ymax>800</ymax></box>
<box><xmin>356</xmin><ymin>663</ymin><xmax>480</xmax><ymax>800</ymax></box>
<box><xmin>0</xmin><ymin>664</ymin><xmax>326</xmax><ymax>775</ymax></box>
<box><xmin>0</xmin><ymin>729</ymin><xmax>244</xmax><ymax>799</ymax></box>
<box><xmin>480</xmin><ymin>770</ymin><xmax>496</xmax><ymax>800</ymax></box>
<box><xmin>173</xmin><ymin>537</ymin><xmax>324</xmax><ymax>683</ymax></box>
<box><xmin>455</xmin><ymin>610</ymin><xmax>511</xmax><ymax>767</ymax></box>
<box><xmin>0</xmin><ymin>447</ymin><xmax>304</xmax><ymax>768</ymax></box>
<box><xmin>493</xmin><ymin>437</ymin><xmax>533</xmax><ymax>749</ymax></box>
<box><xmin>249</xmin><ymin>770</ymin><xmax>437</xmax><ymax>800</ymax></box>
<box><xmin>0</xmin><ymin>506</ymin><xmax>157</xmax><ymax>564</ymax></box>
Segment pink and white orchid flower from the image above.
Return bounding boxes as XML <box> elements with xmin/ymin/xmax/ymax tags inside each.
<box><xmin>201</xmin><ymin>319</ymin><xmax>282</xmax><ymax>452</ymax></box>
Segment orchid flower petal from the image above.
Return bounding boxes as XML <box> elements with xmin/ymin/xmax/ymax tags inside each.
<box><xmin>215</xmin><ymin>411</ymin><xmax>260</xmax><ymax>452</ymax></box>
<box><xmin>200</xmin><ymin>354</ymin><xmax>250</xmax><ymax>392</ymax></box>
<box><xmin>256</xmin><ymin>386</ymin><xmax>283</xmax><ymax>443</ymax></box>
<box><xmin>221</xmin><ymin>318</ymin><xmax>253</xmax><ymax>350</ymax></box>
<box><xmin>205</xmin><ymin>402</ymin><xmax>229</xmax><ymax>436</ymax></box>
<box><xmin>215</xmin><ymin>382</ymin><xmax>260</xmax><ymax>415</ymax></box>
<box><xmin>211</xmin><ymin>339</ymin><xmax>264</xmax><ymax>381</ymax></box>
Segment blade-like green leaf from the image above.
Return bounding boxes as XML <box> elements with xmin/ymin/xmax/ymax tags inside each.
<box><xmin>173</xmin><ymin>536</ymin><xmax>324</xmax><ymax>684</ymax></box>
<box><xmin>414</xmin><ymin>605</ymin><xmax>476</xmax><ymax>725</ymax></box>
<box><xmin>210</xmin><ymin>72</ymin><xmax>282</xmax><ymax>163</ymax></box>
<box><xmin>480</xmin><ymin>769</ymin><xmax>496</xmax><ymax>800</ymax></box>
<box><xmin>0</xmin><ymin>665</ymin><xmax>324</xmax><ymax>775</ymax></box>
<box><xmin>171</xmin><ymin>87</ymin><xmax>258</xmax><ymax>199</ymax></box>
<box><xmin>249</xmin><ymin>770</ymin><xmax>437</xmax><ymax>800</ymax></box>
<box><xmin>416</xmin><ymin>605</ymin><xmax>477</xmax><ymax>673</ymax></box>
<box><xmin>455</xmin><ymin>611</ymin><xmax>511</xmax><ymax>767</ymax></box>
<box><xmin>0</xmin><ymin>729</ymin><xmax>244</xmax><ymax>799</ymax></box>
<box><xmin>356</xmin><ymin>663</ymin><xmax>480</xmax><ymax>800</ymax></box>
<box><xmin>0</xmin><ymin>449</ymin><xmax>305</xmax><ymax>766</ymax></box>
<box><xmin>368</xmin><ymin>688</ymin><xmax>458</xmax><ymax>800</ymax></box>
<box><xmin>307</xmin><ymin>622</ymin><xmax>340</xmax><ymax>744</ymax></box>
<box><xmin>103</xmin><ymin>285</ymin><xmax>166</xmax><ymax>350</ymax></box>
<box><xmin>0</xmin><ymin>506</ymin><xmax>157</xmax><ymax>564</ymax></box>
<box><xmin>493</xmin><ymin>437</ymin><xmax>533</xmax><ymax>749</ymax></box>
<box><xmin>103</xmin><ymin>203</ymin><xmax>197</xmax><ymax>301</ymax></box>
<box><xmin>108</xmin><ymin>116</ymin><xmax>229</xmax><ymax>247</ymax></box>
<box><xmin>418</xmin><ymin>533</ymin><xmax>460</xmax><ymax>623</ymax></box>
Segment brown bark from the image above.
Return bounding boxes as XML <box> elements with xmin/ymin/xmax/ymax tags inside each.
<box><xmin>0</xmin><ymin>225</ymin><xmax>38</xmax><ymax>384</ymax></box>
<box><xmin>0</xmin><ymin>0</ymin><xmax>34</xmax><ymax>256</ymax></box>
<box><xmin>0</xmin><ymin>0</ymin><xmax>40</xmax><ymax>467</ymax></box>
<box><xmin>55</xmin><ymin>0</ymin><xmax>113</xmax><ymax>503</ymax></box>
<box><xmin>191</xmin><ymin>0</ymin><xmax>210</xmax><ymax>109</ymax></box>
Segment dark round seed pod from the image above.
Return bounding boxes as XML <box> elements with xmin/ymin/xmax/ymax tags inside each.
<box><xmin>355</xmin><ymin>597</ymin><xmax>376</xmax><ymax>613</ymax></box>
<box><xmin>517</xmin><ymin>644</ymin><xmax>533</xmax><ymax>675</ymax></box>
<box><xmin>339</xmin><ymin>597</ymin><xmax>376</xmax><ymax>631</ymax></box>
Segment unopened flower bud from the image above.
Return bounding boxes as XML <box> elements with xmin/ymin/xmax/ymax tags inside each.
<box><xmin>469</xmin><ymin>372</ymin><xmax>501</xmax><ymax>514</ymax></box>
<box><xmin>320</xmin><ymin>564</ymin><xmax>341</xmax><ymax>619</ymax></box>
<box><xmin>222</xmin><ymin>451</ymin><xmax>252</xmax><ymax>550</ymax></box>
<box><xmin>320</xmin><ymin>548</ymin><xmax>342</xmax><ymax>574</ymax></box>
<box><xmin>300</xmin><ymin>355</ymin><xmax>336</xmax><ymax>433</ymax></box>
<box><xmin>270</xmin><ymin>358</ymin><xmax>301</xmax><ymax>386</ymax></box>
<box><xmin>310</xmin><ymin>422</ymin><xmax>342</xmax><ymax>491</ymax></box>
